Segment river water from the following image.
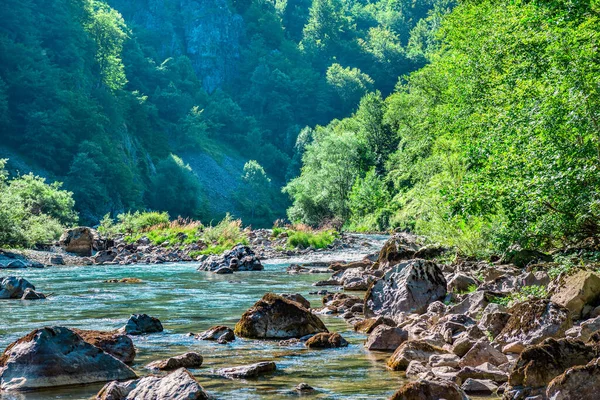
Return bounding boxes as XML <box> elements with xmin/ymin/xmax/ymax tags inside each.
<box><xmin>0</xmin><ymin>235</ymin><xmax>423</xmax><ymax>399</ymax></box>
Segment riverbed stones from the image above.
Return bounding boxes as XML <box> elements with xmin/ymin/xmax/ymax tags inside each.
<box><xmin>217</xmin><ymin>361</ymin><xmax>277</xmax><ymax>378</ymax></box>
<box><xmin>146</xmin><ymin>352</ymin><xmax>203</xmax><ymax>371</ymax></box>
<box><xmin>234</xmin><ymin>293</ymin><xmax>328</xmax><ymax>339</ymax></box>
<box><xmin>97</xmin><ymin>368</ymin><xmax>209</xmax><ymax>400</ymax></box>
<box><xmin>389</xmin><ymin>379</ymin><xmax>468</xmax><ymax>400</ymax></box>
<box><xmin>365</xmin><ymin>325</ymin><xmax>408</xmax><ymax>351</ymax></box>
<box><xmin>387</xmin><ymin>340</ymin><xmax>448</xmax><ymax>371</ymax></box>
<box><xmin>196</xmin><ymin>326</ymin><xmax>235</xmax><ymax>343</ymax></box>
<box><xmin>305</xmin><ymin>332</ymin><xmax>348</xmax><ymax>348</ymax></box>
<box><xmin>0</xmin><ymin>326</ymin><xmax>136</xmax><ymax>391</ymax></box>
<box><xmin>0</xmin><ymin>276</ymin><xmax>35</xmax><ymax>299</ymax></box>
<box><xmin>73</xmin><ymin>329</ymin><xmax>136</xmax><ymax>364</ymax></box>
<box><xmin>197</xmin><ymin>244</ymin><xmax>263</xmax><ymax>272</ymax></box>
<box><xmin>365</xmin><ymin>259</ymin><xmax>447</xmax><ymax>318</ymax></box>
<box><xmin>494</xmin><ymin>299</ymin><xmax>572</xmax><ymax>348</ymax></box>
<box><xmin>121</xmin><ymin>314</ymin><xmax>163</xmax><ymax>335</ymax></box>
<box><xmin>550</xmin><ymin>271</ymin><xmax>600</xmax><ymax>320</ymax></box>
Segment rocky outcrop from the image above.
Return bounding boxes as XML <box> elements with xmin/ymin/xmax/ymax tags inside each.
<box><xmin>0</xmin><ymin>327</ymin><xmax>136</xmax><ymax>391</ymax></box>
<box><xmin>217</xmin><ymin>361</ymin><xmax>276</xmax><ymax>379</ymax></box>
<box><xmin>121</xmin><ymin>314</ymin><xmax>163</xmax><ymax>335</ymax></box>
<box><xmin>195</xmin><ymin>326</ymin><xmax>235</xmax><ymax>343</ymax></box>
<box><xmin>503</xmin><ymin>338</ymin><xmax>598</xmax><ymax>400</ymax></box>
<box><xmin>389</xmin><ymin>379</ymin><xmax>468</xmax><ymax>400</ymax></box>
<box><xmin>73</xmin><ymin>329</ymin><xmax>136</xmax><ymax>364</ymax></box>
<box><xmin>97</xmin><ymin>368</ymin><xmax>209</xmax><ymax>400</ymax></box>
<box><xmin>146</xmin><ymin>352</ymin><xmax>203</xmax><ymax>371</ymax></box>
<box><xmin>495</xmin><ymin>299</ymin><xmax>572</xmax><ymax>349</ymax></box>
<box><xmin>372</xmin><ymin>234</ymin><xmax>444</xmax><ymax>271</ymax></box>
<box><xmin>365</xmin><ymin>259</ymin><xmax>447</xmax><ymax>318</ymax></box>
<box><xmin>305</xmin><ymin>332</ymin><xmax>348</xmax><ymax>348</ymax></box>
<box><xmin>59</xmin><ymin>227</ymin><xmax>105</xmax><ymax>256</ymax></box>
<box><xmin>234</xmin><ymin>293</ymin><xmax>328</xmax><ymax>339</ymax></box>
<box><xmin>197</xmin><ymin>244</ymin><xmax>263</xmax><ymax>272</ymax></box>
<box><xmin>551</xmin><ymin>271</ymin><xmax>600</xmax><ymax>320</ymax></box>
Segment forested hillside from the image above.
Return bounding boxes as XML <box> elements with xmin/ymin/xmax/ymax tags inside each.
<box><xmin>287</xmin><ymin>0</ymin><xmax>600</xmax><ymax>255</ymax></box>
<box><xmin>0</xmin><ymin>0</ymin><xmax>444</xmax><ymax>228</ymax></box>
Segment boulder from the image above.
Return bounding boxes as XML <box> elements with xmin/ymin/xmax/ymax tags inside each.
<box><xmin>195</xmin><ymin>326</ymin><xmax>235</xmax><ymax>343</ymax></box>
<box><xmin>387</xmin><ymin>340</ymin><xmax>448</xmax><ymax>371</ymax></box>
<box><xmin>478</xmin><ymin>303</ymin><xmax>511</xmax><ymax>338</ymax></box>
<box><xmin>461</xmin><ymin>378</ymin><xmax>498</xmax><ymax>395</ymax></box>
<box><xmin>234</xmin><ymin>293</ymin><xmax>328</xmax><ymax>339</ymax></box>
<box><xmin>0</xmin><ymin>276</ymin><xmax>35</xmax><ymax>299</ymax></box>
<box><xmin>503</xmin><ymin>338</ymin><xmax>597</xmax><ymax>399</ymax></box>
<box><xmin>456</xmin><ymin>362</ymin><xmax>508</xmax><ymax>383</ymax></box>
<box><xmin>550</xmin><ymin>271</ymin><xmax>600</xmax><ymax>320</ymax></box>
<box><xmin>373</xmin><ymin>234</ymin><xmax>421</xmax><ymax>271</ymax></box>
<box><xmin>305</xmin><ymin>332</ymin><xmax>348</xmax><ymax>348</ymax></box>
<box><xmin>121</xmin><ymin>314</ymin><xmax>163</xmax><ymax>335</ymax></box>
<box><xmin>566</xmin><ymin>316</ymin><xmax>600</xmax><ymax>342</ymax></box>
<box><xmin>364</xmin><ymin>325</ymin><xmax>408</xmax><ymax>352</ymax></box>
<box><xmin>502</xmin><ymin>247</ymin><xmax>552</xmax><ymax>268</ymax></box>
<box><xmin>279</xmin><ymin>293</ymin><xmax>311</xmax><ymax>309</ymax></box>
<box><xmin>94</xmin><ymin>250</ymin><xmax>118</xmax><ymax>264</ymax></box>
<box><xmin>73</xmin><ymin>329</ymin><xmax>136</xmax><ymax>364</ymax></box>
<box><xmin>217</xmin><ymin>361</ymin><xmax>276</xmax><ymax>378</ymax></box>
<box><xmin>365</xmin><ymin>259</ymin><xmax>447</xmax><ymax>319</ymax></box>
<box><xmin>546</xmin><ymin>358</ymin><xmax>600</xmax><ymax>400</ymax></box>
<box><xmin>354</xmin><ymin>316</ymin><xmax>397</xmax><ymax>333</ymax></box>
<box><xmin>459</xmin><ymin>339</ymin><xmax>509</xmax><ymax>368</ymax></box>
<box><xmin>0</xmin><ymin>327</ymin><xmax>136</xmax><ymax>391</ymax></box>
<box><xmin>214</xmin><ymin>267</ymin><xmax>233</xmax><ymax>274</ymax></box>
<box><xmin>429</xmin><ymin>354</ymin><xmax>460</xmax><ymax>368</ymax></box>
<box><xmin>97</xmin><ymin>368</ymin><xmax>208</xmax><ymax>400</ymax></box>
<box><xmin>59</xmin><ymin>227</ymin><xmax>103</xmax><ymax>256</ymax></box>
<box><xmin>295</xmin><ymin>382</ymin><xmax>315</xmax><ymax>394</ymax></box>
<box><xmin>197</xmin><ymin>244</ymin><xmax>263</xmax><ymax>272</ymax></box>
<box><xmin>389</xmin><ymin>379</ymin><xmax>468</xmax><ymax>400</ymax></box>
<box><xmin>495</xmin><ymin>300</ymin><xmax>572</xmax><ymax>348</ymax></box>
<box><xmin>146</xmin><ymin>352</ymin><xmax>203</xmax><ymax>371</ymax></box>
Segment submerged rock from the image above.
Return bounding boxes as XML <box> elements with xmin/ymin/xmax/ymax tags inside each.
<box><xmin>234</xmin><ymin>293</ymin><xmax>328</xmax><ymax>339</ymax></box>
<box><xmin>97</xmin><ymin>368</ymin><xmax>208</xmax><ymax>400</ymax></box>
<box><xmin>365</xmin><ymin>259</ymin><xmax>447</xmax><ymax>318</ymax></box>
<box><xmin>0</xmin><ymin>326</ymin><xmax>136</xmax><ymax>391</ymax></box>
<box><xmin>121</xmin><ymin>314</ymin><xmax>164</xmax><ymax>335</ymax></box>
<box><xmin>146</xmin><ymin>352</ymin><xmax>203</xmax><ymax>371</ymax></box>
<box><xmin>305</xmin><ymin>332</ymin><xmax>348</xmax><ymax>348</ymax></box>
<box><xmin>197</xmin><ymin>245</ymin><xmax>263</xmax><ymax>272</ymax></box>
<box><xmin>21</xmin><ymin>287</ymin><xmax>46</xmax><ymax>300</ymax></box>
<box><xmin>0</xmin><ymin>276</ymin><xmax>35</xmax><ymax>299</ymax></box>
<box><xmin>195</xmin><ymin>326</ymin><xmax>235</xmax><ymax>343</ymax></box>
<box><xmin>73</xmin><ymin>329</ymin><xmax>136</xmax><ymax>364</ymax></box>
<box><xmin>217</xmin><ymin>361</ymin><xmax>277</xmax><ymax>378</ymax></box>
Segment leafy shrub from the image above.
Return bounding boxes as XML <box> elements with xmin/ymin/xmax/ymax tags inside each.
<box><xmin>287</xmin><ymin>230</ymin><xmax>337</xmax><ymax>249</ymax></box>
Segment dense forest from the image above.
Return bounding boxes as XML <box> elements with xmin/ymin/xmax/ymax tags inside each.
<box><xmin>2</xmin><ymin>0</ymin><xmax>599</xmax><ymax>257</ymax></box>
<box><xmin>0</xmin><ymin>0</ymin><xmax>445</xmax><ymax>230</ymax></box>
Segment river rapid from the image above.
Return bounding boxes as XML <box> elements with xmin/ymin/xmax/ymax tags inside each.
<box><xmin>0</xmin><ymin>234</ymin><xmax>418</xmax><ymax>400</ymax></box>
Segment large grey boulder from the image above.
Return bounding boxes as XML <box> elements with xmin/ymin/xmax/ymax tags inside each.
<box><xmin>73</xmin><ymin>329</ymin><xmax>136</xmax><ymax>364</ymax></box>
<box><xmin>0</xmin><ymin>276</ymin><xmax>35</xmax><ymax>299</ymax></box>
<box><xmin>551</xmin><ymin>271</ymin><xmax>600</xmax><ymax>320</ymax></box>
<box><xmin>234</xmin><ymin>293</ymin><xmax>328</xmax><ymax>339</ymax></box>
<box><xmin>365</xmin><ymin>259</ymin><xmax>447</xmax><ymax>318</ymax></box>
<box><xmin>197</xmin><ymin>244</ymin><xmax>263</xmax><ymax>272</ymax></box>
<box><xmin>97</xmin><ymin>368</ymin><xmax>209</xmax><ymax>400</ymax></box>
<box><xmin>0</xmin><ymin>327</ymin><xmax>136</xmax><ymax>391</ymax></box>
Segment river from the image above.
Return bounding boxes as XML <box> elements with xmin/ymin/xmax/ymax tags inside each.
<box><xmin>0</xmin><ymin>234</ymin><xmax>421</xmax><ymax>399</ymax></box>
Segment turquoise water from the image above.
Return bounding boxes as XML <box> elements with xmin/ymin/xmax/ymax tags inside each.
<box><xmin>0</xmin><ymin>242</ymin><xmax>413</xmax><ymax>399</ymax></box>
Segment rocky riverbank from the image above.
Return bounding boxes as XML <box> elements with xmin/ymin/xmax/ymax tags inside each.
<box><xmin>3</xmin><ymin>232</ymin><xmax>600</xmax><ymax>399</ymax></box>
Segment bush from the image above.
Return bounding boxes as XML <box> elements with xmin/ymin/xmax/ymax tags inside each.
<box><xmin>287</xmin><ymin>230</ymin><xmax>337</xmax><ymax>249</ymax></box>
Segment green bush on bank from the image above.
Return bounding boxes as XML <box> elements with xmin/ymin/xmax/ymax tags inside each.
<box><xmin>286</xmin><ymin>229</ymin><xmax>338</xmax><ymax>249</ymax></box>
